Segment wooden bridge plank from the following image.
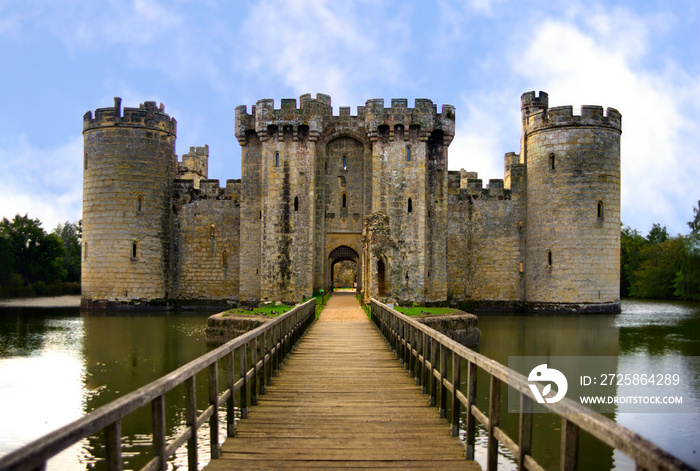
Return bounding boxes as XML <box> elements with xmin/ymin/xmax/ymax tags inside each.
<box><xmin>205</xmin><ymin>293</ymin><xmax>481</xmax><ymax>471</ymax></box>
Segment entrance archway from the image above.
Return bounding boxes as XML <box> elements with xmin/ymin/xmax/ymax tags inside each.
<box><xmin>328</xmin><ymin>245</ymin><xmax>360</xmax><ymax>292</ymax></box>
<box><xmin>377</xmin><ymin>259</ymin><xmax>386</xmax><ymax>296</ymax></box>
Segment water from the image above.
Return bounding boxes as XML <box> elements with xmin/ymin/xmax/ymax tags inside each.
<box><xmin>475</xmin><ymin>298</ymin><xmax>700</xmax><ymax>470</ymax></box>
<box><xmin>0</xmin><ymin>297</ymin><xmax>698</xmax><ymax>470</ymax></box>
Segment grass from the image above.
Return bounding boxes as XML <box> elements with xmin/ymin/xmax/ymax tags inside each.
<box><xmin>222</xmin><ymin>304</ymin><xmax>294</xmax><ymax>317</ymax></box>
<box><xmin>394</xmin><ymin>306</ymin><xmax>461</xmax><ymax>317</ymax></box>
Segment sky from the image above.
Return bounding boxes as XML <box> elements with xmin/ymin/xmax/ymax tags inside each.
<box><xmin>0</xmin><ymin>0</ymin><xmax>698</xmax><ymax>236</ymax></box>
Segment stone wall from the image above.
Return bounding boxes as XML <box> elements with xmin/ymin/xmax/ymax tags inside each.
<box><xmin>173</xmin><ymin>179</ymin><xmax>240</xmax><ymax>302</ymax></box>
<box><xmin>82</xmin><ymin>99</ymin><xmax>176</xmax><ymax>306</ymax></box>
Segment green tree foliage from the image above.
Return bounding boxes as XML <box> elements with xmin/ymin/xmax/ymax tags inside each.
<box><xmin>620</xmin><ymin>226</ymin><xmax>646</xmax><ymax>297</ymax></box>
<box><xmin>646</xmin><ymin>223</ymin><xmax>669</xmax><ymax>245</ymax></box>
<box><xmin>673</xmin><ymin>200</ymin><xmax>700</xmax><ymax>300</ymax></box>
<box><xmin>629</xmin><ymin>236</ymin><xmax>685</xmax><ymax>299</ymax></box>
<box><xmin>0</xmin><ymin>214</ymin><xmax>68</xmax><ymax>285</ymax></box>
<box><xmin>52</xmin><ymin>221</ymin><xmax>82</xmax><ymax>282</ymax></box>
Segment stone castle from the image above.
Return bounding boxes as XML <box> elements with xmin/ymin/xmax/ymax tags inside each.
<box><xmin>81</xmin><ymin>91</ymin><xmax>622</xmax><ymax>312</ymax></box>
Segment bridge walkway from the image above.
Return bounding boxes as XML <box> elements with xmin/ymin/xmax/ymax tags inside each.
<box><xmin>205</xmin><ymin>291</ymin><xmax>480</xmax><ymax>470</ymax></box>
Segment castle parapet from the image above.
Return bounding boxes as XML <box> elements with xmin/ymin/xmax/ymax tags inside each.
<box><xmin>83</xmin><ymin>97</ymin><xmax>177</xmax><ymax>135</ymax></box>
<box><xmin>521</xmin><ymin>91</ymin><xmax>621</xmax><ymax>133</ymax></box>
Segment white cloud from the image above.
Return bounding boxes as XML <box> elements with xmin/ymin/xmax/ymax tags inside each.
<box><xmin>0</xmin><ymin>136</ymin><xmax>83</xmax><ymax>231</ymax></box>
<box><xmin>241</xmin><ymin>0</ymin><xmax>411</xmax><ymax>106</ymax></box>
<box><xmin>512</xmin><ymin>7</ymin><xmax>700</xmax><ymax>235</ymax></box>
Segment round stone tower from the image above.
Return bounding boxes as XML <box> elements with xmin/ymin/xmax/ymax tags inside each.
<box><xmin>82</xmin><ymin>98</ymin><xmax>177</xmax><ymax>308</ymax></box>
<box><xmin>522</xmin><ymin>91</ymin><xmax>622</xmax><ymax>311</ymax></box>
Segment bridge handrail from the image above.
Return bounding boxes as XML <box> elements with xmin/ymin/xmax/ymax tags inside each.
<box><xmin>370</xmin><ymin>298</ymin><xmax>693</xmax><ymax>471</ymax></box>
<box><xmin>0</xmin><ymin>299</ymin><xmax>316</xmax><ymax>471</ymax></box>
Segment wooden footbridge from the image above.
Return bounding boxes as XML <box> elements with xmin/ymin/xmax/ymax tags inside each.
<box><xmin>0</xmin><ymin>293</ymin><xmax>693</xmax><ymax>471</ymax></box>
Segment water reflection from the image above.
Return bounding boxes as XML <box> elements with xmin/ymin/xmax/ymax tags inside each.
<box><xmin>0</xmin><ymin>299</ymin><xmax>698</xmax><ymax>470</ymax></box>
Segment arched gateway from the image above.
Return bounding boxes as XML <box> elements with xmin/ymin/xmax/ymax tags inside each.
<box><xmin>328</xmin><ymin>246</ymin><xmax>360</xmax><ymax>292</ymax></box>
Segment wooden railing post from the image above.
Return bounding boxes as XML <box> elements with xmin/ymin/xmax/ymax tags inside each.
<box><xmin>152</xmin><ymin>395</ymin><xmax>167</xmax><ymax>471</ymax></box>
<box><xmin>518</xmin><ymin>393</ymin><xmax>533</xmax><ymax>470</ymax></box>
<box><xmin>262</xmin><ymin>329</ymin><xmax>269</xmax><ymax>389</ymax></box>
<box><xmin>185</xmin><ymin>376</ymin><xmax>198</xmax><ymax>471</ymax></box>
<box><xmin>104</xmin><ymin>420</ymin><xmax>122</xmax><ymax>471</ymax></box>
<box><xmin>226</xmin><ymin>351</ymin><xmax>236</xmax><ymax>438</ymax></box>
<box><xmin>439</xmin><ymin>343</ymin><xmax>447</xmax><ymax>418</ymax></box>
<box><xmin>273</xmin><ymin>323</ymin><xmax>279</xmax><ymax>377</ymax></box>
<box><xmin>239</xmin><ymin>344</ymin><xmax>248</xmax><ymax>419</ymax></box>
<box><xmin>251</xmin><ymin>338</ymin><xmax>258</xmax><ymax>406</ymax></box>
<box><xmin>487</xmin><ymin>376</ymin><xmax>501</xmax><ymax>471</ymax></box>
<box><xmin>429</xmin><ymin>337</ymin><xmax>437</xmax><ymax>406</ymax></box>
<box><xmin>451</xmin><ymin>351</ymin><xmax>461</xmax><ymax>437</ymax></box>
<box><xmin>465</xmin><ymin>360</ymin><xmax>477</xmax><ymax>460</ymax></box>
<box><xmin>421</xmin><ymin>331</ymin><xmax>428</xmax><ymax>393</ymax></box>
<box><xmin>208</xmin><ymin>361</ymin><xmax>220</xmax><ymax>459</ymax></box>
<box><xmin>561</xmin><ymin>417</ymin><xmax>579</xmax><ymax>471</ymax></box>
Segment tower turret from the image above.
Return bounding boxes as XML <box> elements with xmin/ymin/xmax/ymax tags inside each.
<box><xmin>82</xmin><ymin>98</ymin><xmax>177</xmax><ymax>307</ymax></box>
<box><xmin>522</xmin><ymin>92</ymin><xmax>622</xmax><ymax>311</ymax></box>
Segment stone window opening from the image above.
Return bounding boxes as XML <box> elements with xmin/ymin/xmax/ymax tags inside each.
<box><xmin>210</xmin><ymin>223</ymin><xmax>216</xmax><ymax>238</ymax></box>
<box><xmin>406</xmin><ymin>146</ymin><xmax>411</xmax><ymax>162</ymax></box>
<box><xmin>275</xmin><ymin>152</ymin><xmax>279</xmax><ymax>168</ymax></box>
<box><xmin>547</xmin><ymin>250</ymin><xmax>552</xmax><ymax>266</ymax></box>
<box><xmin>84</xmin><ymin>152</ymin><xmax>88</xmax><ymax>170</ymax></box>
<box><xmin>518</xmin><ymin>220</ymin><xmax>523</xmax><ymax>231</ymax></box>
<box><xmin>137</xmin><ymin>196</ymin><xmax>143</xmax><ymax>212</ymax></box>
<box><xmin>519</xmin><ymin>261</ymin><xmax>524</xmax><ymax>273</ymax></box>
<box><xmin>222</xmin><ymin>250</ymin><xmax>228</xmax><ymax>268</ymax></box>
<box><xmin>342</xmin><ymin>155</ymin><xmax>347</xmax><ymax>170</ymax></box>
<box><xmin>408</xmin><ymin>197</ymin><xmax>413</xmax><ymax>213</ymax></box>
<box><xmin>131</xmin><ymin>242</ymin><xmax>139</xmax><ymax>260</ymax></box>
<box><xmin>549</xmin><ymin>154</ymin><xmax>556</xmax><ymax>170</ymax></box>
<box><xmin>294</xmin><ymin>196</ymin><xmax>299</xmax><ymax>212</ymax></box>
<box><xmin>84</xmin><ymin>242</ymin><xmax>88</xmax><ymax>260</ymax></box>
<box><xmin>597</xmin><ymin>201</ymin><xmax>604</xmax><ymax>219</ymax></box>
<box><xmin>342</xmin><ymin>193</ymin><xmax>347</xmax><ymax>208</ymax></box>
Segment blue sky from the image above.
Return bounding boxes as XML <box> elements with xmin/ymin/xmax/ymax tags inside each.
<box><xmin>0</xmin><ymin>0</ymin><xmax>698</xmax><ymax>236</ymax></box>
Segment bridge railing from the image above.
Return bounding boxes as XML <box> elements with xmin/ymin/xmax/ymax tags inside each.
<box><xmin>0</xmin><ymin>299</ymin><xmax>316</xmax><ymax>471</ymax></box>
<box><xmin>370</xmin><ymin>298</ymin><xmax>693</xmax><ymax>471</ymax></box>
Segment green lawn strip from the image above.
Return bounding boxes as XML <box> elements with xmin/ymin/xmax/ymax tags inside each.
<box><xmin>394</xmin><ymin>306</ymin><xmax>461</xmax><ymax>317</ymax></box>
<box><xmin>221</xmin><ymin>304</ymin><xmax>294</xmax><ymax>318</ymax></box>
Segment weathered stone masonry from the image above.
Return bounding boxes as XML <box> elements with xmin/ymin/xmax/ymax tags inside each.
<box><xmin>81</xmin><ymin>91</ymin><xmax>621</xmax><ymax>312</ymax></box>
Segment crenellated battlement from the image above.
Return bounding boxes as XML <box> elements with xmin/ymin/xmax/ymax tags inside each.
<box><xmin>174</xmin><ymin>178</ymin><xmax>241</xmax><ymax>202</ymax></box>
<box><xmin>521</xmin><ymin>91</ymin><xmax>621</xmax><ymax>133</ymax></box>
<box><xmin>83</xmin><ymin>97</ymin><xmax>177</xmax><ymax>135</ymax></box>
<box><xmin>235</xmin><ymin>94</ymin><xmax>455</xmax><ymax>144</ymax></box>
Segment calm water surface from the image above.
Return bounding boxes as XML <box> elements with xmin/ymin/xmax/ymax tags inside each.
<box><xmin>0</xmin><ymin>297</ymin><xmax>698</xmax><ymax>470</ymax></box>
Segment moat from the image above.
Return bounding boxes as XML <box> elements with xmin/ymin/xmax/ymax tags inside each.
<box><xmin>0</xmin><ymin>297</ymin><xmax>697</xmax><ymax>470</ymax></box>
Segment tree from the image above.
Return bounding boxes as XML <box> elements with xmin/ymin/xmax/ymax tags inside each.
<box><xmin>629</xmin><ymin>236</ymin><xmax>685</xmax><ymax>299</ymax></box>
<box><xmin>0</xmin><ymin>214</ymin><xmax>66</xmax><ymax>285</ymax></box>
<box><xmin>620</xmin><ymin>226</ymin><xmax>647</xmax><ymax>297</ymax></box>
<box><xmin>646</xmin><ymin>223</ymin><xmax>669</xmax><ymax>245</ymax></box>
<box><xmin>674</xmin><ymin>201</ymin><xmax>700</xmax><ymax>300</ymax></box>
<box><xmin>53</xmin><ymin>221</ymin><xmax>81</xmax><ymax>282</ymax></box>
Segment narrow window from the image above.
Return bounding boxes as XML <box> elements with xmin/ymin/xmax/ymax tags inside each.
<box><xmin>342</xmin><ymin>155</ymin><xmax>347</xmax><ymax>170</ymax></box>
<box><xmin>84</xmin><ymin>242</ymin><xmax>88</xmax><ymax>260</ymax></box>
<box><xmin>342</xmin><ymin>193</ymin><xmax>347</xmax><ymax>208</ymax></box>
<box><xmin>84</xmin><ymin>152</ymin><xmax>88</xmax><ymax>170</ymax></box>
<box><xmin>406</xmin><ymin>146</ymin><xmax>411</xmax><ymax>162</ymax></box>
<box><xmin>408</xmin><ymin>197</ymin><xmax>412</xmax><ymax>213</ymax></box>
<box><xmin>222</xmin><ymin>250</ymin><xmax>228</xmax><ymax>268</ymax></box>
<box><xmin>519</xmin><ymin>261</ymin><xmax>524</xmax><ymax>273</ymax></box>
<box><xmin>259</xmin><ymin>210</ymin><xmax>262</xmax><ymax>219</ymax></box>
<box><xmin>137</xmin><ymin>197</ymin><xmax>143</xmax><ymax>212</ymax></box>
<box><xmin>597</xmin><ymin>201</ymin><xmax>604</xmax><ymax>218</ymax></box>
<box><xmin>547</xmin><ymin>250</ymin><xmax>552</xmax><ymax>266</ymax></box>
<box><xmin>549</xmin><ymin>154</ymin><xmax>555</xmax><ymax>170</ymax></box>
<box><xmin>275</xmin><ymin>152</ymin><xmax>279</xmax><ymax>167</ymax></box>
<box><xmin>210</xmin><ymin>223</ymin><xmax>216</xmax><ymax>238</ymax></box>
<box><xmin>518</xmin><ymin>220</ymin><xmax>523</xmax><ymax>231</ymax></box>
<box><xmin>294</xmin><ymin>196</ymin><xmax>299</xmax><ymax>212</ymax></box>
<box><xmin>132</xmin><ymin>242</ymin><xmax>138</xmax><ymax>260</ymax></box>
